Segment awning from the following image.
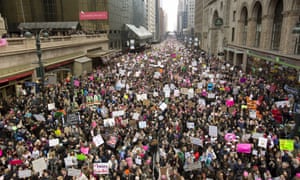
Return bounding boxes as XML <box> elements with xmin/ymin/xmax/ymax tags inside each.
<box><xmin>18</xmin><ymin>21</ymin><xmax>80</xmax><ymax>31</ymax></box>
<box><xmin>125</xmin><ymin>24</ymin><xmax>152</xmax><ymax>40</ymax></box>
<box><xmin>0</xmin><ymin>70</ymin><xmax>33</xmax><ymax>84</ymax></box>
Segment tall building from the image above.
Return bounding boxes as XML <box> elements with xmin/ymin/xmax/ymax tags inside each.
<box><xmin>177</xmin><ymin>0</ymin><xmax>188</xmax><ymax>34</ymax></box>
<box><xmin>159</xmin><ymin>7</ymin><xmax>167</xmax><ymax>41</ymax></box>
<box><xmin>108</xmin><ymin>0</ymin><xmax>133</xmax><ymax>49</ymax></box>
<box><xmin>194</xmin><ymin>0</ymin><xmax>300</xmax><ymax>75</ymax></box>
<box><xmin>145</xmin><ymin>0</ymin><xmax>156</xmax><ymax>41</ymax></box>
<box><xmin>0</xmin><ymin>0</ymin><xmax>108</xmax><ymax>34</ymax></box>
<box><xmin>187</xmin><ymin>0</ymin><xmax>195</xmax><ymax>30</ymax></box>
<box><xmin>133</xmin><ymin>0</ymin><xmax>145</xmax><ymax>27</ymax></box>
<box><xmin>194</xmin><ymin>0</ymin><xmax>203</xmax><ymax>46</ymax></box>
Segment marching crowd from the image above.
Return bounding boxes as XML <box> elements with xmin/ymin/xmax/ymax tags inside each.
<box><xmin>0</xmin><ymin>38</ymin><xmax>299</xmax><ymax>180</ymax></box>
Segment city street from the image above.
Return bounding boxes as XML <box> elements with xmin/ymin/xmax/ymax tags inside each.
<box><xmin>0</xmin><ymin>36</ymin><xmax>299</xmax><ymax>179</ymax></box>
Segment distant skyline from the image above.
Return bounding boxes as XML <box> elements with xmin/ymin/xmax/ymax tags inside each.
<box><xmin>161</xmin><ymin>0</ymin><xmax>178</xmax><ymax>31</ymax></box>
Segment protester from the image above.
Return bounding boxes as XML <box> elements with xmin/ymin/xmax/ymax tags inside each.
<box><xmin>0</xmin><ymin>38</ymin><xmax>299</xmax><ymax>180</ymax></box>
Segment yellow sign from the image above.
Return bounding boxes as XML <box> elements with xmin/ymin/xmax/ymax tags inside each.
<box><xmin>279</xmin><ymin>139</ymin><xmax>294</xmax><ymax>151</ymax></box>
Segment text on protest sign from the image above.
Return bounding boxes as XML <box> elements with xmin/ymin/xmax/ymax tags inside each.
<box><xmin>93</xmin><ymin>163</ymin><xmax>109</xmax><ymax>174</ymax></box>
<box><xmin>67</xmin><ymin>113</ymin><xmax>79</xmax><ymax>126</ymax></box>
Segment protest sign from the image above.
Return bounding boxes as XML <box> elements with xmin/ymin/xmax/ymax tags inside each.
<box><xmin>93</xmin><ymin>163</ymin><xmax>109</xmax><ymax>175</ymax></box>
<box><xmin>186</xmin><ymin>122</ymin><xmax>195</xmax><ymax>129</ymax></box>
<box><xmin>93</xmin><ymin>134</ymin><xmax>104</xmax><ymax>147</ymax></box>
<box><xmin>64</xmin><ymin>156</ymin><xmax>78</xmax><ymax>167</ymax></box>
<box><xmin>209</xmin><ymin>126</ymin><xmax>218</xmax><ymax>137</ymax></box>
<box><xmin>47</xmin><ymin>103</ymin><xmax>55</xmax><ymax>111</ymax></box>
<box><xmin>184</xmin><ymin>161</ymin><xmax>202</xmax><ymax>171</ymax></box>
<box><xmin>68</xmin><ymin>168</ymin><xmax>81</xmax><ymax>177</ymax></box>
<box><xmin>159</xmin><ymin>102</ymin><xmax>167</xmax><ymax>111</ymax></box>
<box><xmin>237</xmin><ymin>143</ymin><xmax>251</xmax><ymax>153</ymax></box>
<box><xmin>112</xmin><ymin>110</ymin><xmax>125</xmax><ymax>117</ymax></box>
<box><xmin>132</xmin><ymin>113</ymin><xmax>140</xmax><ymax>120</ymax></box>
<box><xmin>258</xmin><ymin>137</ymin><xmax>268</xmax><ymax>149</ymax></box>
<box><xmin>66</xmin><ymin>113</ymin><xmax>79</xmax><ymax>126</ymax></box>
<box><xmin>104</xmin><ymin>118</ymin><xmax>115</xmax><ymax>127</ymax></box>
<box><xmin>18</xmin><ymin>169</ymin><xmax>31</xmax><ymax>178</ymax></box>
<box><xmin>249</xmin><ymin>109</ymin><xmax>257</xmax><ymax>119</ymax></box>
<box><xmin>190</xmin><ymin>137</ymin><xmax>203</xmax><ymax>146</ymax></box>
<box><xmin>279</xmin><ymin>139</ymin><xmax>294</xmax><ymax>151</ymax></box>
<box><xmin>32</xmin><ymin>158</ymin><xmax>47</xmax><ymax>173</ymax></box>
<box><xmin>139</xmin><ymin>121</ymin><xmax>147</xmax><ymax>129</ymax></box>
<box><xmin>174</xmin><ymin>89</ymin><xmax>180</xmax><ymax>97</ymax></box>
<box><xmin>49</xmin><ymin>138</ymin><xmax>59</xmax><ymax>147</ymax></box>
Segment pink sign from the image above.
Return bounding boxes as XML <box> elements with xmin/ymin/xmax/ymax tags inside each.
<box><xmin>0</xmin><ymin>38</ymin><xmax>7</xmax><ymax>47</ymax></box>
<box><xmin>237</xmin><ymin>143</ymin><xmax>251</xmax><ymax>153</ymax></box>
<box><xmin>226</xmin><ymin>100</ymin><xmax>234</xmax><ymax>107</ymax></box>
<box><xmin>0</xmin><ymin>149</ymin><xmax>2</xmax><ymax>157</ymax></box>
<box><xmin>80</xmin><ymin>147</ymin><xmax>89</xmax><ymax>155</ymax></box>
<box><xmin>225</xmin><ymin>133</ymin><xmax>236</xmax><ymax>142</ymax></box>
<box><xmin>79</xmin><ymin>11</ymin><xmax>108</xmax><ymax>20</ymax></box>
<box><xmin>91</xmin><ymin>121</ymin><xmax>97</xmax><ymax>128</ymax></box>
<box><xmin>126</xmin><ymin>157</ymin><xmax>133</xmax><ymax>168</ymax></box>
<box><xmin>74</xmin><ymin>80</ymin><xmax>80</xmax><ymax>87</ymax></box>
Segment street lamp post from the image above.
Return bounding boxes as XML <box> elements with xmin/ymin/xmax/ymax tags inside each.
<box><xmin>25</xmin><ymin>29</ymin><xmax>49</xmax><ymax>112</ymax></box>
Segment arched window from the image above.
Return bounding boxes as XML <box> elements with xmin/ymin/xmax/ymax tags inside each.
<box><xmin>271</xmin><ymin>0</ymin><xmax>283</xmax><ymax>50</ymax></box>
<box><xmin>254</xmin><ymin>3</ymin><xmax>262</xmax><ymax>47</ymax></box>
<box><xmin>241</xmin><ymin>7</ymin><xmax>248</xmax><ymax>45</ymax></box>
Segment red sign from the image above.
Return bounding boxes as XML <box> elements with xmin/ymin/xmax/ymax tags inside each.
<box><xmin>79</xmin><ymin>11</ymin><xmax>108</xmax><ymax>20</ymax></box>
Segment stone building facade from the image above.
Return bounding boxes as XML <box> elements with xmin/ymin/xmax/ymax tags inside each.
<box><xmin>195</xmin><ymin>0</ymin><xmax>300</xmax><ymax>74</ymax></box>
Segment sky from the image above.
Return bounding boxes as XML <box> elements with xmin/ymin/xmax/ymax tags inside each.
<box><xmin>161</xmin><ymin>0</ymin><xmax>178</xmax><ymax>31</ymax></box>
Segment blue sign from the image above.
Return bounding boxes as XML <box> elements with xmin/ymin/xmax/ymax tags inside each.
<box><xmin>25</xmin><ymin>82</ymin><xmax>36</xmax><ymax>87</ymax></box>
<box><xmin>207</xmin><ymin>83</ymin><xmax>214</xmax><ymax>91</ymax></box>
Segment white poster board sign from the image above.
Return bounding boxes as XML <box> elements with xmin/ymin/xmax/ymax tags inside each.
<box><xmin>249</xmin><ymin>109</ymin><xmax>257</xmax><ymax>119</ymax></box>
<box><xmin>190</xmin><ymin>137</ymin><xmax>203</xmax><ymax>146</ymax></box>
<box><xmin>68</xmin><ymin>168</ymin><xmax>81</xmax><ymax>177</ymax></box>
<box><xmin>258</xmin><ymin>137</ymin><xmax>268</xmax><ymax>149</ymax></box>
<box><xmin>174</xmin><ymin>89</ymin><xmax>180</xmax><ymax>97</ymax></box>
<box><xmin>93</xmin><ymin>163</ymin><xmax>109</xmax><ymax>175</ymax></box>
<box><xmin>186</xmin><ymin>122</ymin><xmax>195</xmax><ymax>129</ymax></box>
<box><xmin>159</xmin><ymin>103</ymin><xmax>167</xmax><ymax>111</ymax></box>
<box><xmin>103</xmin><ymin>118</ymin><xmax>115</xmax><ymax>127</ymax></box>
<box><xmin>32</xmin><ymin>158</ymin><xmax>47</xmax><ymax>173</ymax></box>
<box><xmin>47</xmin><ymin>103</ymin><xmax>55</xmax><ymax>111</ymax></box>
<box><xmin>49</xmin><ymin>138</ymin><xmax>59</xmax><ymax>147</ymax></box>
<box><xmin>18</xmin><ymin>169</ymin><xmax>32</xmax><ymax>178</ymax></box>
<box><xmin>132</xmin><ymin>113</ymin><xmax>140</xmax><ymax>120</ymax></box>
<box><xmin>93</xmin><ymin>134</ymin><xmax>104</xmax><ymax>147</ymax></box>
<box><xmin>138</xmin><ymin>121</ymin><xmax>147</xmax><ymax>129</ymax></box>
<box><xmin>64</xmin><ymin>156</ymin><xmax>78</xmax><ymax>167</ymax></box>
<box><xmin>209</xmin><ymin>126</ymin><xmax>218</xmax><ymax>137</ymax></box>
<box><xmin>112</xmin><ymin>110</ymin><xmax>125</xmax><ymax>117</ymax></box>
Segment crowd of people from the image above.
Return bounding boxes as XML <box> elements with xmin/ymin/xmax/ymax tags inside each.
<box><xmin>0</xmin><ymin>38</ymin><xmax>299</xmax><ymax>180</ymax></box>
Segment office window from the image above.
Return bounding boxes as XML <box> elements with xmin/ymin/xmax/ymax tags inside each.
<box><xmin>232</xmin><ymin>27</ymin><xmax>235</xmax><ymax>42</ymax></box>
<box><xmin>271</xmin><ymin>0</ymin><xmax>283</xmax><ymax>50</ymax></box>
<box><xmin>254</xmin><ymin>3</ymin><xmax>262</xmax><ymax>47</ymax></box>
<box><xmin>233</xmin><ymin>11</ymin><xmax>236</xmax><ymax>22</ymax></box>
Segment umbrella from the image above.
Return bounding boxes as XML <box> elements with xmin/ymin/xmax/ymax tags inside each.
<box><xmin>9</xmin><ymin>159</ymin><xmax>23</xmax><ymax>165</ymax></box>
<box><xmin>76</xmin><ymin>154</ymin><xmax>86</xmax><ymax>161</ymax></box>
